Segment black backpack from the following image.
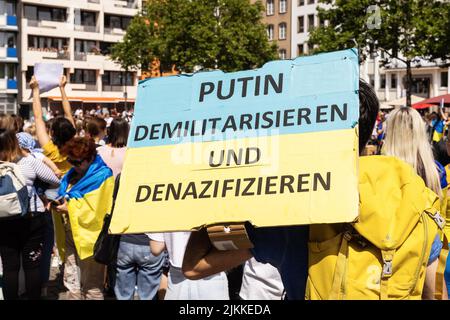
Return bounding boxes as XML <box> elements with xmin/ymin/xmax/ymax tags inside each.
<box><xmin>93</xmin><ymin>174</ymin><xmax>121</xmax><ymax>265</ymax></box>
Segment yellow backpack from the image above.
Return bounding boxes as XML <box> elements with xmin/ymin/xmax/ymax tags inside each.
<box><xmin>306</xmin><ymin>156</ymin><xmax>446</xmax><ymax>300</ymax></box>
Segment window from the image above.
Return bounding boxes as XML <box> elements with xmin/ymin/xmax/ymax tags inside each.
<box><xmin>267</xmin><ymin>24</ymin><xmax>274</xmax><ymax>40</ymax></box>
<box><xmin>297</xmin><ymin>43</ymin><xmax>304</xmax><ymax>56</ymax></box>
<box><xmin>100</xmin><ymin>42</ymin><xmax>114</xmax><ymax>55</ymax></box>
<box><xmin>70</xmin><ymin>69</ymin><xmax>96</xmax><ymax>84</ymax></box>
<box><xmin>308</xmin><ymin>0</ymin><xmax>314</xmax><ymax>4</ymax></box>
<box><xmin>0</xmin><ymin>63</ymin><xmax>5</xmax><ymax>78</ymax></box>
<box><xmin>6</xmin><ymin>64</ymin><xmax>15</xmax><ymax>79</ymax></box>
<box><xmin>279</xmin><ymin>0</ymin><xmax>287</xmax><ymax>13</ymax></box>
<box><xmin>297</xmin><ymin>16</ymin><xmax>304</xmax><ymax>33</ymax></box>
<box><xmin>380</xmin><ymin>74</ymin><xmax>386</xmax><ymax>89</ymax></box>
<box><xmin>24</xmin><ymin>5</ymin><xmax>36</xmax><ymax>20</ymax></box>
<box><xmin>25</xmin><ymin>66</ymin><xmax>34</xmax><ymax>82</ymax></box>
<box><xmin>318</xmin><ymin>16</ymin><xmax>325</xmax><ymax>28</ymax></box>
<box><xmin>38</xmin><ymin>7</ymin><xmax>51</xmax><ymax>21</ymax></box>
<box><xmin>75</xmin><ymin>40</ymin><xmax>97</xmax><ymax>53</ymax></box>
<box><xmin>24</xmin><ymin>5</ymin><xmax>66</xmax><ymax>22</ymax></box>
<box><xmin>306</xmin><ymin>43</ymin><xmax>311</xmax><ymax>53</ymax></box>
<box><xmin>51</xmin><ymin>8</ymin><xmax>66</xmax><ymax>22</ymax></box>
<box><xmin>441</xmin><ymin>71</ymin><xmax>448</xmax><ymax>87</ymax></box>
<box><xmin>278</xmin><ymin>23</ymin><xmax>287</xmax><ymax>40</ymax></box>
<box><xmin>0</xmin><ymin>0</ymin><xmax>16</xmax><ymax>16</ymax></box>
<box><xmin>298</xmin><ymin>0</ymin><xmax>304</xmax><ymax>5</ymax></box>
<box><xmin>391</xmin><ymin>74</ymin><xmax>397</xmax><ymax>89</ymax></box>
<box><xmin>279</xmin><ymin>49</ymin><xmax>287</xmax><ymax>60</ymax></box>
<box><xmin>102</xmin><ymin>71</ymin><xmax>134</xmax><ymax>86</ymax></box>
<box><xmin>0</xmin><ymin>33</ymin><xmax>15</xmax><ymax>47</ymax></box>
<box><xmin>105</xmin><ymin>15</ymin><xmax>131</xmax><ymax>30</ymax></box>
<box><xmin>369</xmin><ymin>75</ymin><xmax>375</xmax><ymax>88</ymax></box>
<box><xmin>266</xmin><ymin>0</ymin><xmax>274</xmax><ymax>15</ymax></box>
<box><xmin>28</xmin><ymin>35</ymin><xmax>68</xmax><ymax>50</ymax></box>
<box><xmin>81</xmin><ymin>11</ymin><xmax>96</xmax><ymax>26</ymax></box>
<box><xmin>307</xmin><ymin>14</ymin><xmax>314</xmax><ymax>31</ymax></box>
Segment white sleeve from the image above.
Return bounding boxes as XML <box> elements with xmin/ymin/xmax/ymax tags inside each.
<box><xmin>146</xmin><ymin>232</ymin><xmax>164</xmax><ymax>242</ymax></box>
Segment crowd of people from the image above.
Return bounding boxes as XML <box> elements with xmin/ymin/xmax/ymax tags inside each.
<box><xmin>0</xmin><ymin>76</ymin><xmax>450</xmax><ymax>300</ymax></box>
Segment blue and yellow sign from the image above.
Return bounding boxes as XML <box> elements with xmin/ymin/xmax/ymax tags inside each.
<box><xmin>110</xmin><ymin>48</ymin><xmax>360</xmax><ymax>233</ymax></box>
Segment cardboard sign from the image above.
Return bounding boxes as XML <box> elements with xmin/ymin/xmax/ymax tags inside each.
<box><xmin>110</xmin><ymin>48</ymin><xmax>360</xmax><ymax>234</ymax></box>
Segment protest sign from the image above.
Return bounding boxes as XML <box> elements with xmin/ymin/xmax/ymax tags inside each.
<box><xmin>34</xmin><ymin>63</ymin><xmax>63</xmax><ymax>94</ymax></box>
<box><xmin>109</xmin><ymin>48</ymin><xmax>360</xmax><ymax>233</ymax></box>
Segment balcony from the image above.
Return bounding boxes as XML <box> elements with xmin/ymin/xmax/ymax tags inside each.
<box><xmin>6</xmin><ymin>16</ymin><xmax>17</xmax><ymax>26</ymax></box>
<box><xmin>27</xmin><ymin>19</ymin><xmax>67</xmax><ymax>29</ymax></box>
<box><xmin>103</xmin><ymin>1</ymin><xmax>139</xmax><ymax>16</ymax></box>
<box><xmin>7</xmin><ymin>48</ymin><xmax>16</xmax><ymax>58</ymax></box>
<box><xmin>88</xmin><ymin>0</ymin><xmax>100</xmax><ymax>3</ymax></box>
<box><xmin>0</xmin><ymin>14</ymin><xmax>18</xmax><ymax>31</ymax></box>
<box><xmin>103</xmin><ymin>85</ymin><xmax>125</xmax><ymax>92</ymax></box>
<box><xmin>104</xmin><ymin>27</ymin><xmax>126</xmax><ymax>36</ymax></box>
<box><xmin>0</xmin><ymin>47</ymin><xmax>18</xmax><ymax>62</ymax></box>
<box><xmin>71</xmin><ymin>83</ymin><xmax>98</xmax><ymax>91</ymax></box>
<box><xmin>74</xmin><ymin>52</ymin><xmax>105</xmax><ymax>63</ymax></box>
<box><xmin>74</xmin><ymin>24</ymin><xmax>99</xmax><ymax>33</ymax></box>
<box><xmin>7</xmin><ymin>79</ymin><xmax>17</xmax><ymax>90</ymax></box>
<box><xmin>27</xmin><ymin>47</ymin><xmax>70</xmax><ymax>61</ymax></box>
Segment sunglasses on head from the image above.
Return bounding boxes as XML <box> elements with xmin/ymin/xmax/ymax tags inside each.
<box><xmin>67</xmin><ymin>158</ymin><xmax>84</xmax><ymax>167</ymax></box>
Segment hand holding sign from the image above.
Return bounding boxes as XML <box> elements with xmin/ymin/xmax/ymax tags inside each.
<box><xmin>34</xmin><ymin>63</ymin><xmax>63</xmax><ymax>94</ymax></box>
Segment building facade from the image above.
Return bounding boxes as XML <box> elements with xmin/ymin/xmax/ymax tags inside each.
<box><xmin>255</xmin><ymin>0</ymin><xmax>291</xmax><ymax>60</ymax></box>
<box><xmin>0</xmin><ymin>0</ymin><xmax>19</xmax><ymax>114</ymax></box>
<box><xmin>2</xmin><ymin>0</ymin><xmax>142</xmax><ymax>116</ymax></box>
<box><xmin>288</xmin><ymin>0</ymin><xmax>450</xmax><ymax>103</ymax></box>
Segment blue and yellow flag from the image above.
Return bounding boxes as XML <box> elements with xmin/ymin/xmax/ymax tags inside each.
<box><xmin>59</xmin><ymin>155</ymin><xmax>114</xmax><ymax>260</ymax></box>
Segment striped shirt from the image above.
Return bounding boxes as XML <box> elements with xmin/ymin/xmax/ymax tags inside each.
<box><xmin>17</xmin><ymin>155</ymin><xmax>60</xmax><ymax>212</ymax></box>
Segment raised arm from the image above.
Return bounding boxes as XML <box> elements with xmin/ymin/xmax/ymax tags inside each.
<box><xmin>182</xmin><ymin>227</ymin><xmax>252</xmax><ymax>280</ymax></box>
<box><xmin>59</xmin><ymin>75</ymin><xmax>75</xmax><ymax>127</ymax></box>
<box><xmin>30</xmin><ymin>76</ymin><xmax>50</xmax><ymax>147</ymax></box>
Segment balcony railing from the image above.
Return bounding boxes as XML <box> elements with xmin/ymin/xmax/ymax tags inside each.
<box><xmin>27</xmin><ymin>19</ymin><xmax>66</xmax><ymax>28</ymax></box>
<box><xmin>28</xmin><ymin>47</ymin><xmax>70</xmax><ymax>60</ymax></box>
<box><xmin>104</xmin><ymin>27</ymin><xmax>125</xmax><ymax>35</ymax></box>
<box><xmin>71</xmin><ymin>83</ymin><xmax>98</xmax><ymax>91</ymax></box>
<box><xmin>6</xmin><ymin>15</ymin><xmax>17</xmax><ymax>26</ymax></box>
<box><xmin>7</xmin><ymin>47</ymin><xmax>17</xmax><ymax>58</ymax></box>
<box><xmin>88</xmin><ymin>0</ymin><xmax>100</xmax><ymax>3</ymax></box>
<box><xmin>74</xmin><ymin>24</ymin><xmax>99</xmax><ymax>33</ymax></box>
<box><xmin>103</xmin><ymin>84</ymin><xmax>124</xmax><ymax>92</ymax></box>
<box><xmin>7</xmin><ymin>79</ymin><xmax>17</xmax><ymax>90</ymax></box>
<box><xmin>114</xmin><ymin>0</ymin><xmax>138</xmax><ymax>9</ymax></box>
<box><xmin>74</xmin><ymin>52</ymin><xmax>87</xmax><ymax>61</ymax></box>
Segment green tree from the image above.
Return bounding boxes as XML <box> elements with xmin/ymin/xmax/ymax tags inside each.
<box><xmin>112</xmin><ymin>0</ymin><xmax>277</xmax><ymax>74</ymax></box>
<box><xmin>308</xmin><ymin>0</ymin><xmax>450</xmax><ymax>107</ymax></box>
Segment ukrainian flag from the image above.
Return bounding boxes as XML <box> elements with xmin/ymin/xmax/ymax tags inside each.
<box><xmin>59</xmin><ymin>155</ymin><xmax>114</xmax><ymax>260</ymax></box>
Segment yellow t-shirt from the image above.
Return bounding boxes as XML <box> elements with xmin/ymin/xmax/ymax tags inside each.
<box><xmin>42</xmin><ymin>140</ymin><xmax>72</xmax><ymax>175</ymax></box>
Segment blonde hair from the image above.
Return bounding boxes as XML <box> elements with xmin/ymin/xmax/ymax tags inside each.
<box><xmin>384</xmin><ymin>107</ymin><xmax>442</xmax><ymax>197</ymax></box>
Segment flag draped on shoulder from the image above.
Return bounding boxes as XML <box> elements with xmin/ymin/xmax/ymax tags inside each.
<box><xmin>59</xmin><ymin>155</ymin><xmax>114</xmax><ymax>260</ymax></box>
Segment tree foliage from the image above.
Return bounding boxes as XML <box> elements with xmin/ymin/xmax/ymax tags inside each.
<box><xmin>111</xmin><ymin>0</ymin><xmax>277</xmax><ymax>74</ymax></box>
<box><xmin>308</xmin><ymin>0</ymin><xmax>450</xmax><ymax>106</ymax></box>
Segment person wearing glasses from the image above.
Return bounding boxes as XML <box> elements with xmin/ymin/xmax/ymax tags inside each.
<box><xmin>54</xmin><ymin>136</ymin><xmax>114</xmax><ymax>300</ymax></box>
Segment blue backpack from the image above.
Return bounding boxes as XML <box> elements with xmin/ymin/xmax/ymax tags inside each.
<box><xmin>0</xmin><ymin>162</ymin><xmax>29</xmax><ymax>219</ymax></box>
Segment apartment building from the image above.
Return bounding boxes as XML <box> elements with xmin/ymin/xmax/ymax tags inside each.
<box><xmin>15</xmin><ymin>0</ymin><xmax>142</xmax><ymax>116</ymax></box>
<box><xmin>289</xmin><ymin>0</ymin><xmax>450</xmax><ymax>102</ymax></box>
<box><xmin>0</xmin><ymin>0</ymin><xmax>19</xmax><ymax>114</ymax></box>
<box><xmin>253</xmin><ymin>0</ymin><xmax>291</xmax><ymax>60</ymax></box>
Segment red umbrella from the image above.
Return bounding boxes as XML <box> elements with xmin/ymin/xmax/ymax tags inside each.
<box><xmin>415</xmin><ymin>93</ymin><xmax>450</xmax><ymax>106</ymax></box>
<box><xmin>412</xmin><ymin>102</ymin><xmax>437</xmax><ymax>109</ymax></box>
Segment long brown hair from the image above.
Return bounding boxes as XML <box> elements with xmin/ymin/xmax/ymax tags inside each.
<box><xmin>0</xmin><ymin>129</ymin><xmax>21</xmax><ymax>162</ymax></box>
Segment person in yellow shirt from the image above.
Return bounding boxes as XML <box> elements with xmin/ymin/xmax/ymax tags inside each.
<box><xmin>30</xmin><ymin>75</ymin><xmax>79</xmax><ymax>299</ymax></box>
<box><xmin>30</xmin><ymin>75</ymin><xmax>75</xmax><ymax>175</ymax></box>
